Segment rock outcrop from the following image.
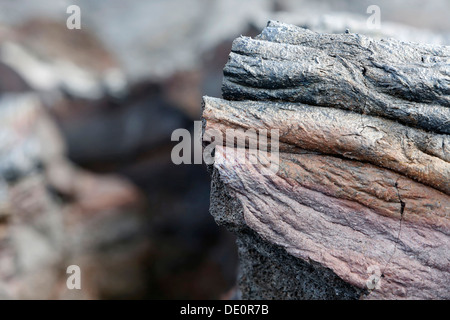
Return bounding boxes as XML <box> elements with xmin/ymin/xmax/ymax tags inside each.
<box><xmin>203</xmin><ymin>21</ymin><xmax>450</xmax><ymax>299</ymax></box>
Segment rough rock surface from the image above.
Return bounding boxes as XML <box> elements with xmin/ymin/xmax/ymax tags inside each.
<box><xmin>203</xmin><ymin>21</ymin><xmax>450</xmax><ymax>299</ymax></box>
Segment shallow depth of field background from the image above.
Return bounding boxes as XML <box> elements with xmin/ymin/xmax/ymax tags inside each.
<box><xmin>0</xmin><ymin>0</ymin><xmax>448</xmax><ymax>299</ymax></box>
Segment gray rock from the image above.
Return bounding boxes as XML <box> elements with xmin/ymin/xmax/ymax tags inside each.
<box><xmin>223</xmin><ymin>21</ymin><xmax>450</xmax><ymax>134</ymax></box>
<box><xmin>204</xmin><ymin>21</ymin><xmax>450</xmax><ymax>300</ymax></box>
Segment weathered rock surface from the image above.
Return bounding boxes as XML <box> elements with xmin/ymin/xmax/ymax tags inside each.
<box><xmin>203</xmin><ymin>21</ymin><xmax>450</xmax><ymax>299</ymax></box>
<box><xmin>223</xmin><ymin>21</ymin><xmax>450</xmax><ymax>135</ymax></box>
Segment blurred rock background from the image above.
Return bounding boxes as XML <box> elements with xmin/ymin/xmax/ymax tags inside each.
<box><xmin>0</xmin><ymin>0</ymin><xmax>448</xmax><ymax>299</ymax></box>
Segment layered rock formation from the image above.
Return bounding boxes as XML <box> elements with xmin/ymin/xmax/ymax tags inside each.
<box><xmin>203</xmin><ymin>21</ymin><xmax>450</xmax><ymax>299</ymax></box>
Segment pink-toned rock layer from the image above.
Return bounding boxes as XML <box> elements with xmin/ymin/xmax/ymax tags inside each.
<box><xmin>203</xmin><ymin>22</ymin><xmax>449</xmax><ymax>300</ymax></box>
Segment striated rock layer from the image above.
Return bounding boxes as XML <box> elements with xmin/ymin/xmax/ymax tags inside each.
<box><xmin>203</xmin><ymin>21</ymin><xmax>450</xmax><ymax>299</ymax></box>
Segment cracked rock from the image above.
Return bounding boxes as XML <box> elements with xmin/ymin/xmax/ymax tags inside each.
<box><xmin>203</xmin><ymin>21</ymin><xmax>450</xmax><ymax>299</ymax></box>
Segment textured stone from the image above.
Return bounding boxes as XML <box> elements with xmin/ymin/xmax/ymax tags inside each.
<box><xmin>223</xmin><ymin>21</ymin><xmax>450</xmax><ymax>134</ymax></box>
<box><xmin>203</xmin><ymin>21</ymin><xmax>450</xmax><ymax>300</ymax></box>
